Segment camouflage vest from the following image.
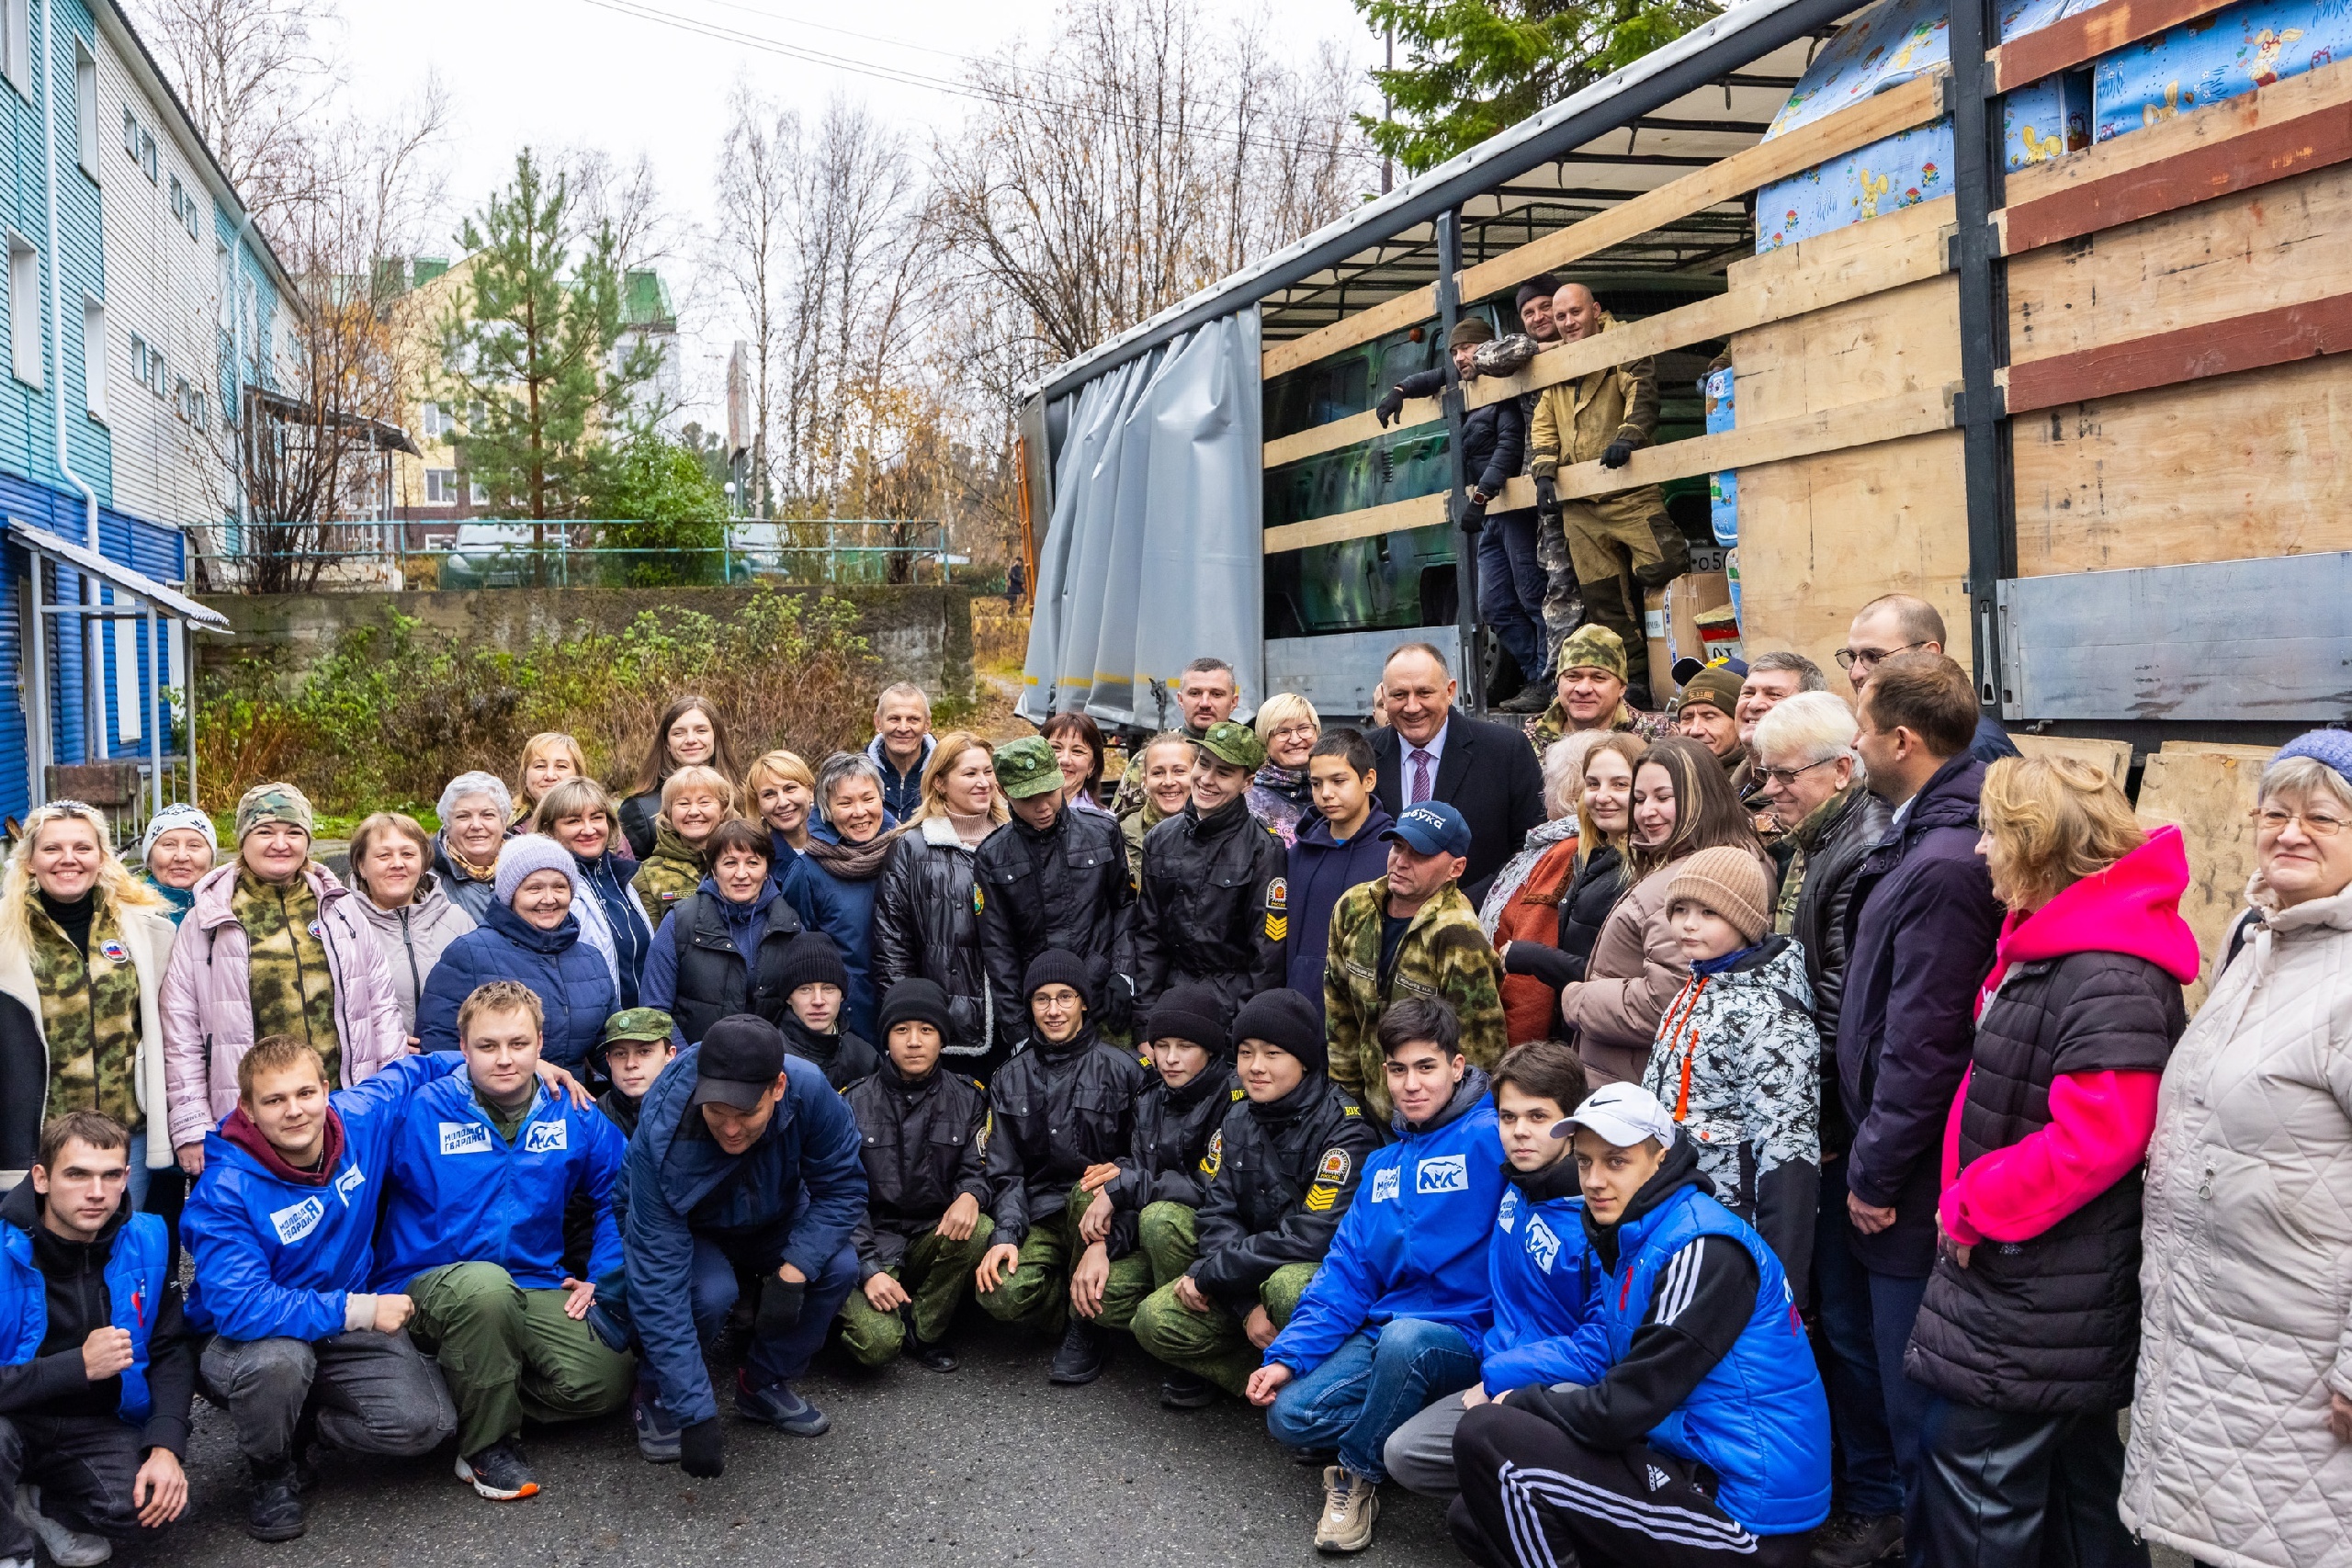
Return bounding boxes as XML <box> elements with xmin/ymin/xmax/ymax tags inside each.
<box><xmin>232</xmin><ymin>868</ymin><xmax>343</xmax><ymax>1087</ymax></box>
<box><xmin>31</xmin><ymin>897</ymin><xmax>145</xmax><ymax>1133</ymax></box>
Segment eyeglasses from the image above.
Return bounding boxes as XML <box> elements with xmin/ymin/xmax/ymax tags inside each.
<box><xmin>2251</xmin><ymin>806</ymin><xmax>2346</xmax><ymax>839</ymax></box>
<box><xmin>1833</xmin><ymin>641</ymin><xmax>1928</xmax><ymax>672</ymax></box>
<box><xmin>1755</xmin><ymin>757</ymin><xmax>1841</xmax><ymax>790</ymax></box>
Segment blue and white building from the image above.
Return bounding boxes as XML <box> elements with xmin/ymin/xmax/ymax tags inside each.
<box><xmin>0</xmin><ymin>0</ymin><xmax>287</xmax><ymax>825</ymax></box>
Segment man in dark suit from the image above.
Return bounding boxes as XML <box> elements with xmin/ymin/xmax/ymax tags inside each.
<box><xmin>1366</xmin><ymin>642</ymin><xmax>1546</xmax><ymax>904</ymax></box>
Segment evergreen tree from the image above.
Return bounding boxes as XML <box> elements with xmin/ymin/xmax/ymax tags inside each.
<box><xmin>593</xmin><ymin>427</ymin><xmax>729</xmax><ymax>585</ymax></box>
<box><xmin>1357</xmin><ymin>0</ymin><xmax>1724</xmax><ymax>175</ymax></box>
<box><xmin>435</xmin><ymin>150</ymin><xmax>661</xmax><ymax>524</ymax></box>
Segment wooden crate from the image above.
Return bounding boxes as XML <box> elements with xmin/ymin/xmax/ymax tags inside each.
<box><xmin>2132</xmin><ymin>745</ymin><xmax>2275</xmax><ymax>1011</ymax></box>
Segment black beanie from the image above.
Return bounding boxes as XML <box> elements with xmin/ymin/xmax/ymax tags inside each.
<box><xmin>1514</xmin><ymin>274</ymin><xmax>1563</xmax><ymax>311</ymax></box>
<box><xmin>1022</xmin><ymin>949</ymin><xmax>1092</xmax><ymax>1009</ymax></box>
<box><xmin>877</xmin><ymin>978</ymin><xmax>953</xmax><ymax>1043</ymax></box>
<box><xmin>1144</xmin><ymin>984</ymin><xmax>1227</xmax><ymax>1055</ymax></box>
<box><xmin>1229</xmin><ymin>988</ymin><xmax>1327</xmax><ymax>1077</ymax></box>
<box><xmin>776</xmin><ymin>932</ymin><xmax>850</xmax><ymax>997</ymax></box>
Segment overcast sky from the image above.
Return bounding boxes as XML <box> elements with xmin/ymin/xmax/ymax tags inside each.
<box><xmin>336</xmin><ymin>0</ymin><xmax>1376</xmax><ymax>418</ymax></box>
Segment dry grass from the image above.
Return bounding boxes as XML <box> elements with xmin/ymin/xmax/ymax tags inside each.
<box><xmin>972</xmin><ymin>600</ymin><xmax>1031</xmax><ymax>676</ymax></box>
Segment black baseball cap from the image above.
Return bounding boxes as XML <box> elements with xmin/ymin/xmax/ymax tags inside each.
<box><xmin>688</xmin><ymin>1015</ymin><xmax>786</xmax><ymax>1110</ymax></box>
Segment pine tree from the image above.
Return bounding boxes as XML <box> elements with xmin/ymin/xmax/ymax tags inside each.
<box><xmin>1358</xmin><ymin>0</ymin><xmax>1724</xmax><ymax>175</ymax></box>
<box><xmin>435</xmin><ymin>150</ymin><xmax>661</xmax><ymax>525</ymax></box>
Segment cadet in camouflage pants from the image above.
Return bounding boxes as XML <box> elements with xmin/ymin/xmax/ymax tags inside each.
<box><xmin>976</xmin><ymin>1181</ymin><xmax>1157</xmax><ymax>1337</ymax></box>
<box><xmin>838</xmin><ymin>1223</ymin><xmax>997</xmax><ymax>1366</ymax></box>
<box><xmin>1130</xmin><ymin>1201</ymin><xmax>1316</xmax><ymax>1397</ymax></box>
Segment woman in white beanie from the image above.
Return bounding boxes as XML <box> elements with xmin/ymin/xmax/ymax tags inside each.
<box><xmin>135</xmin><ymin>801</ymin><xmax>217</xmax><ymax>925</ymax></box>
<box><xmin>429</xmin><ymin>771</ymin><xmax>512</xmax><ymax>923</ymax></box>
<box><xmin>413</xmin><ymin>835</ymin><xmax>616</xmax><ymax>1071</ymax></box>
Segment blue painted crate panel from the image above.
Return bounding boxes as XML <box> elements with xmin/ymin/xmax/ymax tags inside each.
<box><xmin>2093</xmin><ymin>0</ymin><xmax>2352</xmax><ymax>140</ymax></box>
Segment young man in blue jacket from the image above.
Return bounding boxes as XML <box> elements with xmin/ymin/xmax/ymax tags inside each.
<box><xmin>1384</xmin><ymin>1039</ymin><xmax>1591</xmax><ymax>1499</ymax></box>
<box><xmin>371</xmin><ymin>980</ymin><xmax>634</xmax><ymax>1503</ymax></box>
<box><xmin>1449</xmin><ymin>1083</ymin><xmax>1832</xmax><ymax>1568</ymax></box>
<box><xmin>623</xmin><ymin>1013</ymin><xmax>865</xmax><ymax>1480</ymax></box>
<box><xmin>1249</xmin><ymin>997</ymin><xmax>1506</xmax><ymax>1554</ymax></box>
<box><xmin>1283</xmin><ymin>728</ymin><xmax>1393</xmax><ymax>1019</ymax></box>
<box><xmin>0</xmin><ymin>1112</ymin><xmax>192</xmax><ymax>1567</ymax></box>
<box><xmin>183</xmin><ymin>1036</ymin><xmax>458</xmax><ymax>1540</ymax></box>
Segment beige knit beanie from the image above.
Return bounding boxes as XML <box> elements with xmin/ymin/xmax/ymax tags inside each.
<box><xmin>1666</xmin><ymin>845</ymin><xmax>1772</xmax><ymax>944</ymax></box>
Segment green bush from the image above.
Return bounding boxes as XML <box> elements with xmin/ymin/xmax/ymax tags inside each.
<box><xmin>198</xmin><ymin>584</ymin><xmax>880</xmax><ymax>816</ymax></box>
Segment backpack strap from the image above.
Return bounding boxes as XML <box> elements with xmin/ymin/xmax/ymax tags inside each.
<box><xmin>2221</xmin><ymin>907</ymin><xmax>2262</xmax><ymax>976</ymax></box>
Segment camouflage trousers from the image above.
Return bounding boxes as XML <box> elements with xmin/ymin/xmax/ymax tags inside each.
<box><xmin>1129</xmin><ymin>1202</ymin><xmax>1317</xmax><ymax>1397</ymax></box>
<box><xmin>1548</xmin><ymin>487</ymin><xmax>1688</xmax><ymax>698</ymax></box>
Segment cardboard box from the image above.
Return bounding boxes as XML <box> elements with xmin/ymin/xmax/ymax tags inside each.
<box><xmin>1644</xmin><ymin>571</ymin><xmax>1733</xmax><ymax>693</ymax></box>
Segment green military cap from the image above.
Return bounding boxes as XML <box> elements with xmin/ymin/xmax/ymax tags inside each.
<box><xmin>994</xmin><ymin>736</ymin><xmax>1065</xmax><ymax>800</ymax></box>
<box><xmin>1555</xmin><ymin>624</ymin><xmax>1629</xmax><ymax>682</ymax></box>
<box><xmin>601</xmin><ymin>1008</ymin><xmax>676</xmax><ymax>1045</ymax></box>
<box><xmin>234</xmin><ymin>782</ymin><xmax>315</xmax><ymax>843</ymax></box>
<box><xmin>1670</xmin><ymin>663</ymin><xmax>1744</xmax><ymax>719</ymax></box>
<box><xmin>1199</xmin><ymin>720</ymin><xmax>1266</xmax><ymax>772</ymax></box>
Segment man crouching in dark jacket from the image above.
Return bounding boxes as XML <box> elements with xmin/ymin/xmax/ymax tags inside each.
<box><xmin>622</xmin><ymin>1015</ymin><xmax>867</xmax><ymax>1478</ymax></box>
<box><xmin>973</xmin><ymin>952</ymin><xmax>1147</xmax><ymax>1386</ymax></box>
<box><xmin>838</xmin><ymin>981</ymin><xmax>991</xmax><ymax>1373</ymax></box>
<box><xmin>1067</xmin><ymin>984</ymin><xmax>1241</xmax><ymax>1408</ymax></box>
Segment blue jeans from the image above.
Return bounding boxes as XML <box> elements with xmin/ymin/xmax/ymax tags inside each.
<box><xmin>1813</xmin><ymin>1165</ymin><xmax>1903</xmax><ymax>1517</ymax></box>
<box><xmin>1267</xmin><ymin>1320</ymin><xmax>1481</xmax><ymax>1483</ymax></box>
<box><xmin>1477</xmin><ymin>507</ymin><xmax>1547</xmax><ymax>682</ymax></box>
<box><xmin>685</xmin><ymin>1233</ymin><xmax>859</xmax><ymax>1388</ymax></box>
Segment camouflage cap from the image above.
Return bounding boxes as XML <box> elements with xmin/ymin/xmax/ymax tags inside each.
<box><xmin>1555</xmin><ymin>623</ymin><xmax>1629</xmax><ymax>682</ymax></box>
<box><xmin>1669</xmin><ymin>662</ymin><xmax>1744</xmax><ymax>720</ymax></box>
<box><xmin>994</xmin><ymin>736</ymin><xmax>1065</xmax><ymax>800</ymax></box>
<box><xmin>234</xmin><ymin>782</ymin><xmax>314</xmax><ymax>843</ymax></box>
<box><xmin>601</xmin><ymin>1008</ymin><xmax>676</xmax><ymax>1045</ymax></box>
<box><xmin>1198</xmin><ymin>720</ymin><xmax>1266</xmax><ymax>772</ymax></box>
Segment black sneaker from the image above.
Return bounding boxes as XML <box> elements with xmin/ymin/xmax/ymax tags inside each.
<box><xmin>1048</xmin><ymin>1319</ymin><xmax>1106</xmax><ymax>1384</ymax></box>
<box><xmin>244</xmin><ymin>1459</ymin><xmax>305</xmax><ymax>1542</ymax></box>
<box><xmin>1498</xmin><ymin>685</ymin><xmax>1552</xmax><ymax>713</ymax></box>
<box><xmin>1159</xmin><ymin>1370</ymin><xmax>1216</xmax><ymax>1409</ymax></box>
<box><xmin>1810</xmin><ymin>1510</ymin><xmax>1903</xmax><ymax>1568</ymax></box>
<box><xmin>455</xmin><ymin>1440</ymin><xmax>540</xmax><ymax>1501</ymax></box>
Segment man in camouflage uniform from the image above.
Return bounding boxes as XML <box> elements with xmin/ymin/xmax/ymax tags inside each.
<box><xmin>1528</xmin><ymin>284</ymin><xmax>1691</xmax><ymax>706</ymax></box>
<box><xmin>1526</xmin><ymin>624</ymin><xmax>1668</xmax><ymax>753</ymax></box>
<box><xmin>232</xmin><ymin>785</ymin><xmax>345</xmax><ymax>1083</ymax></box>
<box><xmin>1321</xmin><ymin>801</ymin><xmax>1505</xmax><ymax>1121</ymax></box>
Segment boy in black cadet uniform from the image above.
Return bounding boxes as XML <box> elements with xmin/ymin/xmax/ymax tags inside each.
<box><xmin>1131</xmin><ymin>989</ymin><xmax>1380</xmax><ymax>1403</ymax></box>
<box><xmin>838</xmin><ymin>980</ymin><xmax>993</xmax><ymax>1373</ymax></box>
<box><xmin>973</xmin><ymin>951</ymin><xmax>1148</xmax><ymax>1386</ymax></box>
<box><xmin>593</xmin><ymin>1010</ymin><xmax>678</xmax><ymax>1138</ymax></box>
<box><xmin>1133</xmin><ymin>721</ymin><xmax>1289</xmax><ymax>1025</ymax></box>
<box><xmin>775</xmin><ymin>933</ymin><xmax>879</xmax><ymax>1090</ymax></box>
<box><xmin>1</xmin><ymin>1112</ymin><xmax>195</xmax><ymax>1567</ymax></box>
<box><xmin>1068</xmin><ymin>984</ymin><xmax>1241</xmax><ymax>1405</ymax></box>
<box><xmin>975</xmin><ymin>737</ymin><xmax>1137</xmax><ymax>1048</ymax></box>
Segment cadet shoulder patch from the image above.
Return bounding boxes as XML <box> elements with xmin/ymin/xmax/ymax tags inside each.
<box><xmin>1230</xmin><ymin>1085</ymin><xmax>1245</xmax><ymax>1100</ymax></box>
<box><xmin>1265</xmin><ymin>913</ymin><xmax>1289</xmax><ymax>942</ymax></box>
<box><xmin>1317</xmin><ymin>1147</ymin><xmax>1352</xmax><ymax>1186</ymax></box>
<box><xmin>972</xmin><ymin>885</ymin><xmax>985</xmax><ymax>915</ymax></box>
<box><xmin>1265</xmin><ymin>876</ymin><xmax>1288</xmax><ymax>911</ymax></box>
<box><xmin>1200</xmin><ymin>1130</ymin><xmax>1222</xmax><ymax>1178</ymax></box>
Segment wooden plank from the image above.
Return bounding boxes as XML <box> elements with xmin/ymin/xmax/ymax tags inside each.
<box><xmin>1263</xmin><ymin>399</ymin><xmax>1440</xmax><ymax>469</ymax></box>
<box><xmin>2012</xmin><ymin>733</ymin><xmax>2134</xmax><ymax>784</ymax></box>
<box><xmin>2013</xmin><ymin>355</ymin><xmax>2352</xmax><ymax>575</ymax></box>
<box><xmin>2160</xmin><ymin>740</ymin><xmax>2284</xmax><ymax>760</ymax></box>
<box><xmin>1261</xmin><ymin>73</ymin><xmax>1949</xmax><ymax>381</ymax></box>
<box><xmin>1991</xmin><ymin>0</ymin><xmax>2238</xmax><ymax>92</ymax></box>
<box><xmin>1261</xmin><ymin>492</ymin><xmax>1447</xmax><ymax>555</ymax></box>
<box><xmin>1733</xmin><ymin>274</ymin><xmax>1962</xmax><ymax>423</ymax></box>
<box><xmin>1460</xmin><ymin>199</ymin><xmax>1956</xmax><ymax>412</ymax></box>
<box><xmin>2133</xmin><ymin>748</ymin><xmax>2273</xmax><ymax>1010</ymax></box>
<box><xmin>2009</xmin><ymin>164</ymin><xmax>2352</xmax><ymax>363</ymax></box>
<box><xmin>2007</xmin><ymin>290</ymin><xmax>2352</xmax><ymax>412</ymax></box>
<box><xmin>2000</xmin><ymin>59</ymin><xmax>2352</xmax><ymax>254</ymax></box>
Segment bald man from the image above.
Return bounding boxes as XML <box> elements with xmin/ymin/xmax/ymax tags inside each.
<box><xmin>1839</xmin><ymin>594</ymin><xmax>2019</xmax><ymax>767</ymax></box>
<box><xmin>1527</xmin><ymin>284</ymin><xmax>1690</xmax><ymax>707</ymax></box>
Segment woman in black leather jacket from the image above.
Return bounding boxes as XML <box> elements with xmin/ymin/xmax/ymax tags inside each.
<box><xmin>872</xmin><ymin>732</ymin><xmax>1008</xmax><ymax>1079</ymax></box>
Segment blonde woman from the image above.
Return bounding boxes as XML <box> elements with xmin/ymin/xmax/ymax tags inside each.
<box><xmin>628</xmin><ymin>764</ymin><xmax>736</xmax><ymax>927</ymax></box>
<box><xmin>1121</xmin><ymin>731</ymin><xmax>1199</xmax><ymax>883</ymax></box>
<box><xmin>872</xmin><ymin>733</ymin><xmax>1006</xmax><ymax>1076</ymax></box>
<box><xmin>0</xmin><ymin>801</ymin><xmax>177</xmax><ymax>1202</ymax></box>
<box><xmin>746</xmin><ymin>749</ymin><xmax>820</xmax><ymax>877</ymax></box>
<box><xmin>533</xmin><ymin>776</ymin><xmax>652</xmax><ymax>1008</ymax></box>
<box><xmin>1247</xmin><ymin>693</ymin><xmax>1321</xmax><ymax>846</ymax></box>
<box><xmin>1483</xmin><ymin>731</ymin><xmax>1604</xmax><ymax>1043</ymax></box>
<box><xmin>511</xmin><ymin>731</ymin><xmax>589</xmax><ymax>835</ymax></box>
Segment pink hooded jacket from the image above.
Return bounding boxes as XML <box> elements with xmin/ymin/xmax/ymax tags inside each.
<box><xmin>1939</xmin><ymin>826</ymin><xmax>2201</xmax><ymax>1247</ymax></box>
<box><xmin>160</xmin><ymin>861</ymin><xmax>412</xmax><ymax>1148</ymax></box>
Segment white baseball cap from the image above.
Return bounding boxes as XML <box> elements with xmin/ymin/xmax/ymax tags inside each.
<box><xmin>1552</xmin><ymin>1082</ymin><xmax>1679</xmax><ymax>1148</ymax></box>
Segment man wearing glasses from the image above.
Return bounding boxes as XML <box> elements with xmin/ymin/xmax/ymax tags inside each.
<box><xmin>1837</xmin><ymin>595</ymin><xmax>2018</xmax><ymax>767</ymax></box>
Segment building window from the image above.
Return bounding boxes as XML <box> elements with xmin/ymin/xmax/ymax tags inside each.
<box><xmin>418</xmin><ymin>400</ymin><xmax>448</xmax><ymax>439</ymax></box>
<box><xmin>123</xmin><ymin>106</ymin><xmax>137</xmax><ymax>159</ymax></box>
<box><xmin>469</xmin><ymin>479</ymin><xmax>489</xmax><ymax>506</ymax></box>
<box><xmin>82</xmin><ymin>296</ymin><xmax>105</xmax><ymax>419</ymax></box>
<box><xmin>75</xmin><ymin>44</ymin><xmax>97</xmax><ymax>176</ymax></box>
<box><xmin>7</xmin><ymin>233</ymin><xmax>39</xmax><ymax>388</ymax></box>
<box><xmin>130</xmin><ymin>333</ymin><xmax>165</xmax><ymax>397</ymax></box>
<box><xmin>170</xmin><ymin>176</ymin><xmax>201</xmax><ymax>241</ymax></box>
<box><xmin>141</xmin><ymin>129</ymin><xmax>158</xmax><ymax>184</ymax></box>
<box><xmin>424</xmin><ymin>468</ymin><xmax>459</xmax><ymax>505</ymax></box>
<box><xmin>2</xmin><ymin>0</ymin><xmax>28</xmax><ymax>98</ymax></box>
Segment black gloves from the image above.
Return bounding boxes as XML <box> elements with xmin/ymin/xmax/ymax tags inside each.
<box><xmin>1534</xmin><ymin>474</ymin><xmax>1560</xmax><ymax>527</ymax></box>
<box><xmin>1601</xmin><ymin>440</ymin><xmax>1634</xmax><ymax>469</ymax></box>
<box><xmin>757</xmin><ymin>1274</ymin><xmax>806</xmax><ymax>1337</ymax></box>
<box><xmin>1101</xmin><ymin>973</ymin><xmax>1136</xmax><ymax>1036</ymax></box>
<box><xmin>1374</xmin><ymin>386</ymin><xmax>1407</xmax><ymax>428</ymax></box>
<box><xmin>680</xmin><ymin>1417</ymin><xmax>724</xmax><ymax>1478</ymax></box>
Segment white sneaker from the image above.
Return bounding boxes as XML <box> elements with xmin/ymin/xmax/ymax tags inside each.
<box><xmin>13</xmin><ymin>1484</ymin><xmax>111</xmax><ymax>1565</ymax></box>
<box><xmin>1313</xmin><ymin>1464</ymin><xmax>1380</xmax><ymax>1554</ymax></box>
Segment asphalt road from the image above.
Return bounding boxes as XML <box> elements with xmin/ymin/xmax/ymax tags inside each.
<box><xmin>149</xmin><ymin>1314</ymin><xmax>1461</xmax><ymax>1568</ymax></box>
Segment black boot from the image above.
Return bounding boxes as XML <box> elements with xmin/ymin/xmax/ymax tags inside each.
<box><xmin>1048</xmin><ymin>1318</ymin><xmax>1106</xmax><ymax>1384</ymax></box>
<box><xmin>902</xmin><ymin>1308</ymin><xmax>957</xmax><ymax>1372</ymax></box>
<box><xmin>245</xmin><ymin>1457</ymin><xmax>306</xmax><ymax>1541</ymax></box>
<box><xmin>1159</xmin><ymin>1369</ymin><xmax>1216</xmax><ymax>1408</ymax></box>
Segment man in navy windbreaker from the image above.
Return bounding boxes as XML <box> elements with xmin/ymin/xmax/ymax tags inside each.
<box><xmin>622</xmin><ymin>1013</ymin><xmax>865</xmax><ymax>1481</ymax></box>
<box><xmin>183</xmin><ymin>1037</ymin><xmax>458</xmax><ymax>1540</ymax></box>
<box><xmin>1249</xmin><ymin>998</ymin><xmax>1506</xmax><ymax>1555</ymax></box>
<box><xmin>1450</xmin><ymin>1083</ymin><xmax>1831</xmax><ymax>1568</ymax></box>
<box><xmin>1284</xmin><ymin>729</ymin><xmax>1395</xmax><ymax>1018</ymax></box>
<box><xmin>370</xmin><ymin>979</ymin><xmax>635</xmax><ymax>1504</ymax></box>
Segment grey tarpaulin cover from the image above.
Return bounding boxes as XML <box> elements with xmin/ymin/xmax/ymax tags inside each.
<box><xmin>1019</xmin><ymin>309</ymin><xmax>1262</xmax><ymax>728</ymax></box>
